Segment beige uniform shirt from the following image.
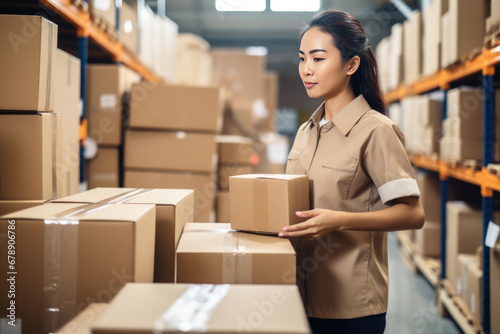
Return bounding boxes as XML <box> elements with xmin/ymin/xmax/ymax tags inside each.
<box><xmin>286</xmin><ymin>95</ymin><xmax>419</xmax><ymax>319</ymax></box>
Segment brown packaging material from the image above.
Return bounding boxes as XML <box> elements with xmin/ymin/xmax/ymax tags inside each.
<box><xmin>176</xmin><ymin>223</ymin><xmax>296</xmax><ymax>285</ymax></box>
<box><xmin>403</xmin><ymin>11</ymin><xmax>422</xmax><ymax>85</ymax></box>
<box><xmin>415</xmin><ymin>171</ymin><xmax>441</xmax><ymax>222</ymax></box>
<box><xmin>87</xmin><ymin>147</ymin><xmax>120</xmax><ymax>189</ymax></box>
<box><xmin>491</xmin><ymin>240</ymin><xmax>500</xmax><ymax>334</ymax></box>
<box><xmin>55</xmin><ymin>49</ymin><xmax>81</xmax><ymax>197</ymax></box>
<box><xmin>90</xmin><ymin>283</ymin><xmax>310</xmax><ymax>333</ymax></box>
<box><xmin>0</xmin><ymin>113</ymin><xmax>63</xmax><ymax>200</ymax></box>
<box><xmin>216</xmin><ymin>191</ymin><xmax>230</xmax><ymax>223</ymax></box>
<box><xmin>0</xmin><ymin>200</ymin><xmax>47</xmax><ymax>217</ymax></box>
<box><xmin>263</xmin><ymin>71</ymin><xmax>279</xmax><ymax>132</ymax></box>
<box><xmin>216</xmin><ymin>135</ymin><xmax>254</xmax><ymax>164</ymax></box>
<box><xmin>89</xmin><ymin>0</ymin><xmax>116</xmax><ymax>29</ymax></box>
<box><xmin>119</xmin><ymin>2</ymin><xmax>137</xmax><ymax>55</ymax></box>
<box><xmin>466</xmin><ymin>259</ymin><xmax>482</xmax><ymax>321</ymax></box>
<box><xmin>124</xmin><ymin>170</ymin><xmax>216</xmax><ymax>222</ymax></box>
<box><xmin>56</xmin><ymin>303</ymin><xmax>108</xmax><ymax>334</ymax></box>
<box><xmin>218</xmin><ymin>164</ymin><xmax>253</xmax><ymax>190</ymax></box>
<box><xmin>175</xmin><ymin>33</ymin><xmax>213</xmax><ymax>86</ymax></box>
<box><xmin>422</xmin><ymin>0</ymin><xmax>449</xmax><ymax>76</ymax></box>
<box><xmin>87</xmin><ymin>65</ymin><xmax>140</xmax><ymax>146</ymax></box>
<box><xmin>53</xmin><ymin>187</ymin><xmax>194</xmax><ymax>283</ymax></box>
<box><xmin>0</xmin><ymin>203</ymin><xmax>155</xmax><ymax>333</ymax></box>
<box><xmin>0</xmin><ymin>15</ymin><xmax>57</xmax><ymax>112</ymax></box>
<box><xmin>124</xmin><ymin>130</ymin><xmax>218</xmax><ymax>173</ymax></box>
<box><xmin>455</xmin><ymin>253</ymin><xmax>476</xmax><ymax>299</ymax></box>
<box><xmin>415</xmin><ymin>220</ymin><xmax>440</xmax><ymax>257</ymax></box>
<box><xmin>229</xmin><ymin>174</ymin><xmax>309</xmax><ymax>234</ymax></box>
<box><xmin>389</xmin><ymin>23</ymin><xmax>405</xmax><ymax>90</ymax></box>
<box><xmin>129</xmin><ymin>84</ymin><xmax>223</xmax><ymax>132</ymax></box>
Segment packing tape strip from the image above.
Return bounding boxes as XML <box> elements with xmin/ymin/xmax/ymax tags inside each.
<box><xmin>153</xmin><ymin>284</ymin><xmax>230</xmax><ymax>333</ymax></box>
<box><xmin>253</xmin><ymin>179</ymin><xmax>269</xmax><ymax>232</ymax></box>
<box><xmin>43</xmin><ymin>203</ymin><xmax>111</xmax><ymax>332</ymax></box>
<box><xmin>222</xmin><ymin>230</ymin><xmax>253</xmax><ymax>284</ymax></box>
<box><xmin>106</xmin><ymin>188</ymin><xmax>157</xmax><ymax>204</ymax></box>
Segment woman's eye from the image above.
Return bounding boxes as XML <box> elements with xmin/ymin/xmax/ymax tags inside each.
<box><xmin>299</xmin><ymin>57</ymin><xmax>304</xmax><ymax>62</ymax></box>
<box><xmin>314</xmin><ymin>58</ymin><xmax>324</xmax><ymax>62</ymax></box>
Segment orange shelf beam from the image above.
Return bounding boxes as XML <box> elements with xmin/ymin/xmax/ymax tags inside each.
<box><xmin>40</xmin><ymin>0</ymin><xmax>88</xmax><ymax>33</ymax></box>
<box><xmin>385</xmin><ymin>86</ymin><xmax>409</xmax><ymax>104</ymax></box>
<box><xmin>410</xmin><ymin>154</ymin><xmax>440</xmax><ymax>173</ymax></box>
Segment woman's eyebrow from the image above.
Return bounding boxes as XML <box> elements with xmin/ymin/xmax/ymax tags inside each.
<box><xmin>298</xmin><ymin>49</ymin><xmax>328</xmax><ymax>54</ymax></box>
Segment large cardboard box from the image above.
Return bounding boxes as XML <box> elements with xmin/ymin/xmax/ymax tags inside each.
<box><xmin>229</xmin><ymin>174</ymin><xmax>309</xmax><ymax>234</ymax></box>
<box><xmin>129</xmin><ymin>84</ymin><xmax>223</xmax><ymax>132</ymax></box>
<box><xmin>176</xmin><ymin>223</ymin><xmax>296</xmax><ymax>284</ymax></box>
<box><xmin>87</xmin><ymin>65</ymin><xmax>140</xmax><ymax>146</ymax></box>
<box><xmin>53</xmin><ymin>187</ymin><xmax>194</xmax><ymax>283</ymax></box>
<box><xmin>175</xmin><ymin>33</ymin><xmax>213</xmax><ymax>86</ymax></box>
<box><xmin>415</xmin><ymin>171</ymin><xmax>441</xmax><ymax>222</ymax></box>
<box><xmin>466</xmin><ymin>259</ymin><xmax>482</xmax><ymax>321</ymax></box>
<box><xmin>55</xmin><ymin>49</ymin><xmax>81</xmax><ymax>197</ymax></box>
<box><xmin>0</xmin><ymin>200</ymin><xmax>47</xmax><ymax>217</ymax></box>
<box><xmin>216</xmin><ymin>191</ymin><xmax>230</xmax><ymax>222</ymax></box>
<box><xmin>124</xmin><ymin>130</ymin><xmax>218</xmax><ymax>173</ymax></box>
<box><xmin>119</xmin><ymin>2</ymin><xmax>137</xmax><ymax>55</ymax></box>
<box><xmin>90</xmin><ymin>283</ymin><xmax>311</xmax><ymax>334</ymax></box>
<box><xmin>0</xmin><ymin>113</ymin><xmax>62</xmax><ymax>200</ymax></box>
<box><xmin>0</xmin><ymin>15</ymin><xmax>58</xmax><ymax>111</ymax></box>
<box><xmin>218</xmin><ymin>164</ymin><xmax>252</xmax><ymax>190</ymax></box>
<box><xmin>415</xmin><ymin>220</ymin><xmax>440</xmax><ymax>257</ymax></box>
<box><xmin>87</xmin><ymin>147</ymin><xmax>120</xmax><ymax>189</ymax></box>
<box><xmin>491</xmin><ymin>240</ymin><xmax>500</xmax><ymax>334</ymax></box>
<box><xmin>403</xmin><ymin>11</ymin><xmax>422</xmax><ymax>84</ymax></box>
<box><xmin>56</xmin><ymin>303</ymin><xmax>108</xmax><ymax>334</ymax></box>
<box><xmin>124</xmin><ymin>170</ymin><xmax>216</xmax><ymax>222</ymax></box>
<box><xmin>0</xmin><ymin>203</ymin><xmax>155</xmax><ymax>333</ymax></box>
<box><xmin>422</xmin><ymin>0</ymin><xmax>449</xmax><ymax>76</ymax></box>
<box><xmin>89</xmin><ymin>0</ymin><xmax>116</xmax><ymax>29</ymax></box>
<box><xmin>217</xmin><ymin>135</ymin><xmax>253</xmax><ymax>164</ymax></box>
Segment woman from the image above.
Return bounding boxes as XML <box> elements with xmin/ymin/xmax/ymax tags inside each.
<box><xmin>278</xmin><ymin>10</ymin><xmax>425</xmax><ymax>334</ymax></box>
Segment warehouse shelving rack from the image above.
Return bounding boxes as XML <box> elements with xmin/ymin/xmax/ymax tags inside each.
<box><xmin>385</xmin><ymin>43</ymin><xmax>500</xmax><ymax>334</ymax></box>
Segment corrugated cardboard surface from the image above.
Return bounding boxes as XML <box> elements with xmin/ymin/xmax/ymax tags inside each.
<box><xmin>54</xmin><ymin>188</ymin><xmax>195</xmax><ymax>283</ymax></box>
<box><xmin>87</xmin><ymin>147</ymin><xmax>120</xmax><ymax>189</ymax></box>
<box><xmin>229</xmin><ymin>175</ymin><xmax>309</xmax><ymax>234</ymax></box>
<box><xmin>56</xmin><ymin>303</ymin><xmax>108</xmax><ymax>334</ymax></box>
<box><xmin>0</xmin><ymin>200</ymin><xmax>47</xmax><ymax>217</ymax></box>
<box><xmin>415</xmin><ymin>220</ymin><xmax>440</xmax><ymax>257</ymax></box>
<box><xmin>120</xmin><ymin>2</ymin><xmax>137</xmax><ymax>54</ymax></box>
<box><xmin>0</xmin><ymin>203</ymin><xmax>155</xmax><ymax>334</ymax></box>
<box><xmin>218</xmin><ymin>164</ymin><xmax>252</xmax><ymax>190</ymax></box>
<box><xmin>175</xmin><ymin>33</ymin><xmax>213</xmax><ymax>86</ymax></box>
<box><xmin>0</xmin><ymin>15</ymin><xmax>57</xmax><ymax>111</ymax></box>
<box><xmin>216</xmin><ymin>191</ymin><xmax>230</xmax><ymax>223</ymax></box>
<box><xmin>0</xmin><ymin>113</ymin><xmax>62</xmax><ymax>200</ymax></box>
<box><xmin>90</xmin><ymin>283</ymin><xmax>310</xmax><ymax>333</ymax></box>
<box><xmin>124</xmin><ymin>130</ymin><xmax>218</xmax><ymax>173</ymax></box>
<box><xmin>415</xmin><ymin>171</ymin><xmax>441</xmax><ymax>222</ymax></box>
<box><xmin>130</xmin><ymin>84</ymin><xmax>223</xmax><ymax>132</ymax></box>
<box><xmin>216</xmin><ymin>135</ymin><xmax>253</xmax><ymax>164</ymax></box>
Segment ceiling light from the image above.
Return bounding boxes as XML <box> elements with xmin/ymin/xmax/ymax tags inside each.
<box><xmin>216</xmin><ymin>0</ymin><xmax>266</xmax><ymax>12</ymax></box>
<box><xmin>271</xmin><ymin>0</ymin><xmax>320</xmax><ymax>12</ymax></box>
<box><xmin>245</xmin><ymin>46</ymin><xmax>268</xmax><ymax>56</ymax></box>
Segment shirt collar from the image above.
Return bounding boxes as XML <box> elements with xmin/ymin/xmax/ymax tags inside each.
<box><xmin>305</xmin><ymin>95</ymin><xmax>372</xmax><ymax>136</ymax></box>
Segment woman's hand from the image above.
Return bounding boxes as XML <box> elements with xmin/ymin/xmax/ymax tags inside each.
<box><xmin>278</xmin><ymin>209</ymin><xmax>342</xmax><ymax>239</ymax></box>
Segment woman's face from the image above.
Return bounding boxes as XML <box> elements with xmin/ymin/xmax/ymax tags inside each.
<box><xmin>298</xmin><ymin>27</ymin><xmax>352</xmax><ymax>100</ymax></box>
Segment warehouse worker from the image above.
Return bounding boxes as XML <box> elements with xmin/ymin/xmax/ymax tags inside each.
<box><xmin>278</xmin><ymin>10</ymin><xmax>425</xmax><ymax>334</ymax></box>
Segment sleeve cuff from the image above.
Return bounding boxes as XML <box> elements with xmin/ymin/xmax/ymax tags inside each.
<box><xmin>378</xmin><ymin>178</ymin><xmax>420</xmax><ymax>204</ymax></box>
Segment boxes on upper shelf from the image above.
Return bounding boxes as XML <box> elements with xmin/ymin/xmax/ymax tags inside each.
<box><xmin>403</xmin><ymin>10</ymin><xmax>422</xmax><ymax>85</ymax></box>
<box><xmin>0</xmin><ymin>15</ymin><xmax>57</xmax><ymax>112</ymax></box>
<box><xmin>88</xmin><ymin>0</ymin><xmax>116</xmax><ymax>30</ymax></box>
<box><xmin>87</xmin><ymin>147</ymin><xmax>120</xmax><ymax>189</ymax></box>
<box><xmin>129</xmin><ymin>84</ymin><xmax>224</xmax><ymax>133</ymax></box>
<box><xmin>422</xmin><ymin>0</ymin><xmax>448</xmax><ymax>77</ymax></box>
<box><xmin>0</xmin><ymin>203</ymin><xmax>156</xmax><ymax>333</ymax></box>
<box><xmin>119</xmin><ymin>2</ymin><xmax>138</xmax><ymax>55</ymax></box>
<box><xmin>175</xmin><ymin>33</ymin><xmax>213</xmax><ymax>86</ymax></box>
<box><xmin>389</xmin><ymin>23</ymin><xmax>404</xmax><ymax>91</ymax></box>
<box><xmin>229</xmin><ymin>174</ymin><xmax>309</xmax><ymax>234</ymax></box>
<box><xmin>176</xmin><ymin>223</ymin><xmax>296</xmax><ymax>284</ymax></box>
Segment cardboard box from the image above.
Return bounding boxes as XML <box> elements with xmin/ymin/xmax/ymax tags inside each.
<box><xmin>87</xmin><ymin>147</ymin><xmax>120</xmax><ymax>189</ymax></box>
<box><xmin>491</xmin><ymin>240</ymin><xmax>500</xmax><ymax>334</ymax></box>
<box><xmin>0</xmin><ymin>15</ymin><xmax>57</xmax><ymax>112</ymax></box>
<box><xmin>415</xmin><ymin>220</ymin><xmax>440</xmax><ymax>257</ymax></box>
<box><xmin>53</xmin><ymin>187</ymin><xmax>194</xmax><ymax>283</ymax></box>
<box><xmin>87</xmin><ymin>65</ymin><xmax>140</xmax><ymax>146</ymax></box>
<box><xmin>176</xmin><ymin>223</ymin><xmax>296</xmax><ymax>284</ymax></box>
<box><xmin>218</xmin><ymin>164</ymin><xmax>252</xmax><ymax>190</ymax></box>
<box><xmin>447</xmin><ymin>88</ymin><xmax>483</xmax><ymax>138</ymax></box>
<box><xmin>0</xmin><ymin>200</ymin><xmax>47</xmax><ymax>217</ymax></box>
<box><xmin>129</xmin><ymin>84</ymin><xmax>223</xmax><ymax>132</ymax></box>
<box><xmin>55</xmin><ymin>49</ymin><xmax>81</xmax><ymax>197</ymax></box>
<box><xmin>0</xmin><ymin>203</ymin><xmax>155</xmax><ymax>333</ymax></box>
<box><xmin>456</xmin><ymin>253</ymin><xmax>477</xmax><ymax>297</ymax></box>
<box><xmin>175</xmin><ymin>33</ymin><xmax>213</xmax><ymax>86</ymax></box>
<box><xmin>124</xmin><ymin>130</ymin><xmax>218</xmax><ymax>173</ymax></box>
<box><xmin>403</xmin><ymin>11</ymin><xmax>422</xmax><ymax>84</ymax></box>
<box><xmin>264</xmin><ymin>71</ymin><xmax>279</xmax><ymax>132</ymax></box>
<box><xmin>119</xmin><ymin>2</ymin><xmax>137</xmax><ymax>55</ymax></box>
<box><xmin>441</xmin><ymin>11</ymin><xmax>452</xmax><ymax>68</ymax></box>
<box><xmin>449</xmin><ymin>137</ymin><xmax>500</xmax><ymax>162</ymax></box>
<box><xmin>389</xmin><ymin>23</ymin><xmax>404</xmax><ymax>90</ymax></box>
<box><xmin>229</xmin><ymin>174</ymin><xmax>309</xmax><ymax>234</ymax></box>
<box><xmin>124</xmin><ymin>170</ymin><xmax>216</xmax><ymax>222</ymax></box>
<box><xmin>415</xmin><ymin>170</ymin><xmax>441</xmax><ymax>222</ymax></box>
<box><xmin>90</xmin><ymin>283</ymin><xmax>310</xmax><ymax>334</ymax></box>
<box><xmin>217</xmin><ymin>135</ymin><xmax>253</xmax><ymax>164</ymax></box>
<box><xmin>89</xmin><ymin>0</ymin><xmax>116</xmax><ymax>29</ymax></box>
<box><xmin>56</xmin><ymin>303</ymin><xmax>108</xmax><ymax>334</ymax></box>
<box><xmin>216</xmin><ymin>191</ymin><xmax>230</xmax><ymax>222</ymax></box>
<box><xmin>422</xmin><ymin>0</ymin><xmax>449</xmax><ymax>76</ymax></box>
<box><xmin>0</xmin><ymin>113</ymin><xmax>62</xmax><ymax>200</ymax></box>
<box><xmin>466</xmin><ymin>259</ymin><xmax>482</xmax><ymax>321</ymax></box>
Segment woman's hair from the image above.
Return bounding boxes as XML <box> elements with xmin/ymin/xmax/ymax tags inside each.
<box><xmin>300</xmin><ymin>10</ymin><xmax>386</xmax><ymax>114</ymax></box>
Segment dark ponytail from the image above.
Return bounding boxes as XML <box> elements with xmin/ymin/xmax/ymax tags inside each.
<box><xmin>300</xmin><ymin>10</ymin><xmax>386</xmax><ymax>115</ymax></box>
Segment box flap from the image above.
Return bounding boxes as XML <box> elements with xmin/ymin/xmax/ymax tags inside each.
<box><xmin>230</xmin><ymin>174</ymin><xmax>307</xmax><ymax>181</ymax></box>
<box><xmin>124</xmin><ymin>189</ymin><xmax>194</xmax><ymax>206</ymax></box>
<box><xmin>237</xmin><ymin>232</ymin><xmax>295</xmax><ymax>255</ymax></box>
<box><xmin>53</xmin><ymin>188</ymin><xmax>136</xmax><ymax>203</ymax></box>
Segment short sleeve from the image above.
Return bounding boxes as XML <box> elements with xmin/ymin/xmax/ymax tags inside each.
<box><xmin>363</xmin><ymin>121</ymin><xmax>420</xmax><ymax>204</ymax></box>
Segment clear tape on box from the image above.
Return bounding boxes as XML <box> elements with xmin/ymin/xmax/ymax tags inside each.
<box><xmin>222</xmin><ymin>231</ymin><xmax>253</xmax><ymax>284</ymax></box>
<box><xmin>106</xmin><ymin>188</ymin><xmax>158</xmax><ymax>204</ymax></box>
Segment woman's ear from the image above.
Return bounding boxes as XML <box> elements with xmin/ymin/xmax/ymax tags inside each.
<box><xmin>346</xmin><ymin>56</ymin><xmax>360</xmax><ymax>76</ymax></box>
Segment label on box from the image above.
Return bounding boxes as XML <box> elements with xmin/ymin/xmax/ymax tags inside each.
<box><xmin>485</xmin><ymin>221</ymin><xmax>500</xmax><ymax>248</ymax></box>
<box><xmin>94</xmin><ymin>0</ymin><xmax>111</xmax><ymax>11</ymax></box>
<box><xmin>100</xmin><ymin>94</ymin><xmax>117</xmax><ymax>109</ymax></box>
<box><xmin>0</xmin><ymin>319</ymin><xmax>21</xmax><ymax>334</ymax></box>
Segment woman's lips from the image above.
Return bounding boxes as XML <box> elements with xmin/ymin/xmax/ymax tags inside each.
<box><xmin>304</xmin><ymin>82</ymin><xmax>317</xmax><ymax>89</ymax></box>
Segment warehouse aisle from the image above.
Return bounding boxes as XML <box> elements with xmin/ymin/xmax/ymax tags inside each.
<box><xmin>386</xmin><ymin>233</ymin><xmax>461</xmax><ymax>334</ymax></box>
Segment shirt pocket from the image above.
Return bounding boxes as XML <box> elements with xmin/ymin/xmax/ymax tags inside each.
<box><xmin>286</xmin><ymin>147</ymin><xmax>304</xmax><ymax>174</ymax></box>
<box><xmin>321</xmin><ymin>154</ymin><xmax>359</xmax><ymax>198</ymax></box>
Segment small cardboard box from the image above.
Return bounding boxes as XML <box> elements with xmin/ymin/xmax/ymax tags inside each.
<box><xmin>124</xmin><ymin>130</ymin><xmax>218</xmax><ymax>173</ymax></box>
<box><xmin>216</xmin><ymin>191</ymin><xmax>230</xmax><ymax>222</ymax></box>
<box><xmin>90</xmin><ymin>283</ymin><xmax>311</xmax><ymax>334</ymax></box>
<box><xmin>0</xmin><ymin>200</ymin><xmax>47</xmax><ymax>217</ymax></box>
<box><xmin>491</xmin><ymin>240</ymin><xmax>500</xmax><ymax>334</ymax></box>
<box><xmin>0</xmin><ymin>113</ymin><xmax>62</xmax><ymax>200</ymax></box>
<box><xmin>54</xmin><ymin>188</ymin><xmax>194</xmax><ymax>282</ymax></box>
<box><xmin>217</xmin><ymin>135</ymin><xmax>254</xmax><ymax>164</ymax></box>
<box><xmin>176</xmin><ymin>223</ymin><xmax>296</xmax><ymax>284</ymax></box>
<box><xmin>129</xmin><ymin>83</ymin><xmax>223</xmax><ymax>133</ymax></box>
<box><xmin>0</xmin><ymin>203</ymin><xmax>155</xmax><ymax>333</ymax></box>
<box><xmin>0</xmin><ymin>15</ymin><xmax>57</xmax><ymax>111</ymax></box>
<box><xmin>87</xmin><ymin>147</ymin><xmax>120</xmax><ymax>189</ymax></box>
<box><xmin>229</xmin><ymin>174</ymin><xmax>309</xmax><ymax>234</ymax></box>
<box><xmin>56</xmin><ymin>303</ymin><xmax>108</xmax><ymax>334</ymax></box>
<box><xmin>120</xmin><ymin>2</ymin><xmax>137</xmax><ymax>55</ymax></box>
<box><xmin>124</xmin><ymin>170</ymin><xmax>216</xmax><ymax>222</ymax></box>
<box><xmin>415</xmin><ymin>220</ymin><xmax>440</xmax><ymax>257</ymax></box>
<box><xmin>218</xmin><ymin>164</ymin><xmax>252</xmax><ymax>190</ymax></box>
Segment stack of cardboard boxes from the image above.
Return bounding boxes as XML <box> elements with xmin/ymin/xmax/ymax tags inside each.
<box><xmin>85</xmin><ymin>64</ymin><xmax>140</xmax><ymax>189</ymax></box>
<box><xmin>124</xmin><ymin>83</ymin><xmax>224</xmax><ymax>221</ymax></box>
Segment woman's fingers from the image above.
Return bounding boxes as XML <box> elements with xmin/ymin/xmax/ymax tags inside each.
<box><xmin>296</xmin><ymin>209</ymin><xmax>320</xmax><ymax>218</ymax></box>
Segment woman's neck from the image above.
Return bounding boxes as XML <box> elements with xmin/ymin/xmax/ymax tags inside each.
<box><xmin>323</xmin><ymin>89</ymin><xmax>356</xmax><ymax>120</ymax></box>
